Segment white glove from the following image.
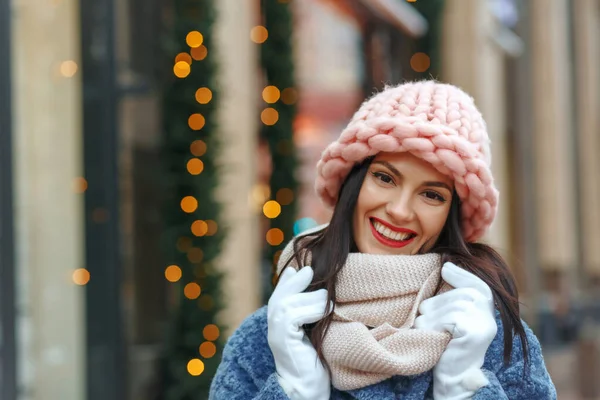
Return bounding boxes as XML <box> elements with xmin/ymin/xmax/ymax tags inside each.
<box><xmin>415</xmin><ymin>262</ymin><xmax>497</xmax><ymax>400</ymax></box>
<box><xmin>267</xmin><ymin>266</ymin><xmax>332</xmax><ymax>400</ymax></box>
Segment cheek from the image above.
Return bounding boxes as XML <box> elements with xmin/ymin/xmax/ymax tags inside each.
<box><xmin>420</xmin><ymin>207</ymin><xmax>451</xmax><ymax>237</ymax></box>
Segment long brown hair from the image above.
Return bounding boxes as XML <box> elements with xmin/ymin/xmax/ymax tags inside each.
<box><xmin>283</xmin><ymin>156</ymin><xmax>529</xmax><ymax>367</ymax></box>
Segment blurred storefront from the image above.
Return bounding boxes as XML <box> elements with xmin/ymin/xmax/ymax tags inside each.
<box><xmin>1</xmin><ymin>0</ymin><xmax>600</xmax><ymax>399</ymax></box>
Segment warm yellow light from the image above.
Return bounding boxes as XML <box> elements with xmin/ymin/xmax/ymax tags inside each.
<box><xmin>191</xmin><ymin>220</ymin><xmax>209</xmax><ymax>236</ymax></box>
<box><xmin>187</xmin><ymin>158</ymin><xmax>204</xmax><ymax>175</ymax></box>
<box><xmin>184</xmin><ymin>282</ymin><xmax>202</xmax><ymax>299</ymax></box>
<box><xmin>188</xmin><ymin>114</ymin><xmax>205</xmax><ymax>130</ymax></box>
<box><xmin>205</xmin><ymin>220</ymin><xmax>218</xmax><ymax>236</ymax></box>
<box><xmin>165</xmin><ymin>265</ymin><xmax>182</xmax><ymax>283</ymax></box>
<box><xmin>72</xmin><ymin>268</ymin><xmax>90</xmax><ymax>285</ymax></box>
<box><xmin>263</xmin><ymin>200</ymin><xmax>282</xmax><ymax>219</ymax></box>
<box><xmin>261</xmin><ymin>108</ymin><xmax>279</xmax><ymax>126</ymax></box>
<box><xmin>276</xmin><ymin>188</ymin><xmax>294</xmax><ymax>205</ymax></box>
<box><xmin>281</xmin><ymin>88</ymin><xmax>298</xmax><ymax>105</ymax></box>
<box><xmin>203</xmin><ymin>324</ymin><xmax>220</xmax><ymax>341</ymax></box>
<box><xmin>191</xmin><ymin>45</ymin><xmax>208</xmax><ymax>61</ymax></box>
<box><xmin>181</xmin><ymin>196</ymin><xmax>198</xmax><ymax>213</ymax></box>
<box><xmin>199</xmin><ymin>342</ymin><xmax>217</xmax><ymax>358</ymax></box>
<box><xmin>187</xmin><ymin>248</ymin><xmax>204</xmax><ymax>263</ymax></box>
<box><xmin>175</xmin><ymin>52</ymin><xmax>192</xmax><ymax>65</ymax></box>
<box><xmin>262</xmin><ymin>86</ymin><xmax>281</xmax><ymax>104</ymax></box>
<box><xmin>73</xmin><ymin>177</ymin><xmax>88</xmax><ymax>194</ymax></box>
<box><xmin>410</xmin><ymin>52</ymin><xmax>430</xmax><ymax>73</ymax></box>
<box><xmin>195</xmin><ymin>87</ymin><xmax>213</xmax><ymax>104</ymax></box>
<box><xmin>174</xmin><ymin>61</ymin><xmax>191</xmax><ymax>78</ymax></box>
<box><xmin>187</xmin><ymin>359</ymin><xmax>205</xmax><ymax>376</ymax></box>
<box><xmin>252</xmin><ymin>184</ymin><xmax>271</xmax><ymax>204</ymax></box>
<box><xmin>177</xmin><ymin>237</ymin><xmax>192</xmax><ymax>252</ymax></box>
<box><xmin>60</xmin><ymin>60</ymin><xmax>78</xmax><ymax>77</ymax></box>
<box><xmin>266</xmin><ymin>228</ymin><xmax>284</xmax><ymax>246</ymax></box>
<box><xmin>250</xmin><ymin>26</ymin><xmax>268</xmax><ymax>43</ymax></box>
<box><xmin>186</xmin><ymin>31</ymin><xmax>204</xmax><ymax>48</ymax></box>
<box><xmin>190</xmin><ymin>140</ymin><xmax>207</xmax><ymax>156</ymax></box>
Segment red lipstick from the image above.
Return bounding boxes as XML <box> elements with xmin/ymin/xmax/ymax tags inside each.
<box><xmin>369</xmin><ymin>217</ymin><xmax>416</xmax><ymax>249</ymax></box>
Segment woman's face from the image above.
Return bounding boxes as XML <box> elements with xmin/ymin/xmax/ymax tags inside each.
<box><xmin>352</xmin><ymin>152</ymin><xmax>454</xmax><ymax>255</ymax></box>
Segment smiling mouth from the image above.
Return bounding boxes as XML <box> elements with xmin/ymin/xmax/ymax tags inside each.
<box><xmin>369</xmin><ymin>218</ymin><xmax>416</xmax><ymax>248</ymax></box>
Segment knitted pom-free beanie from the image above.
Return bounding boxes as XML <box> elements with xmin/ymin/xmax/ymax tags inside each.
<box><xmin>315</xmin><ymin>81</ymin><xmax>498</xmax><ymax>242</ymax></box>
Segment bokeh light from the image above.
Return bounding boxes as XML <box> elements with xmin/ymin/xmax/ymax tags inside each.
<box><xmin>276</xmin><ymin>188</ymin><xmax>294</xmax><ymax>205</ymax></box>
<box><xmin>266</xmin><ymin>228</ymin><xmax>284</xmax><ymax>246</ymax></box>
<box><xmin>206</xmin><ymin>220</ymin><xmax>218</xmax><ymax>236</ymax></box>
<box><xmin>262</xmin><ymin>86</ymin><xmax>281</xmax><ymax>103</ymax></box>
<box><xmin>72</xmin><ymin>268</ymin><xmax>90</xmax><ymax>285</ymax></box>
<box><xmin>410</xmin><ymin>52</ymin><xmax>430</xmax><ymax>73</ymax></box>
<box><xmin>191</xmin><ymin>45</ymin><xmax>208</xmax><ymax>61</ymax></box>
<box><xmin>175</xmin><ymin>52</ymin><xmax>192</xmax><ymax>65</ymax></box>
<box><xmin>203</xmin><ymin>324</ymin><xmax>220</xmax><ymax>341</ymax></box>
<box><xmin>173</xmin><ymin>61</ymin><xmax>191</xmax><ymax>78</ymax></box>
<box><xmin>190</xmin><ymin>140</ymin><xmax>207</xmax><ymax>156</ymax></box>
<box><xmin>186</xmin><ymin>31</ymin><xmax>204</xmax><ymax>48</ymax></box>
<box><xmin>73</xmin><ymin>177</ymin><xmax>88</xmax><ymax>193</ymax></box>
<box><xmin>60</xmin><ymin>60</ymin><xmax>78</xmax><ymax>77</ymax></box>
<box><xmin>165</xmin><ymin>265</ymin><xmax>182</xmax><ymax>283</ymax></box>
<box><xmin>293</xmin><ymin>217</ymin><xmax>318</xmax><ymax>235</ymax></box>
<box><xmin>263</xmin><ymin>200</ymin><xmax>282</xmax><ymax>219</ymax></box>
<box><xmin>184</xmin><ymin>282</ymin><xmax>202</xmax><ymax>299</ymax></box>
<box><xmin>187</xmin><ymin>248</ymin><xmax>204</xmax><ymax>263</ymax></box>
<box><xmin>261</xmin><ymin>108</ymin><xmax>279</xmax><ymax>125</ymax></box>
<box><xmin>191</xmin><ymin>220</ymin><xmax>209</xmax><ymax>236</ymax></box>
<box><xmin>177</xmin><ymin>237</ymin><xmax>193</xmax><ymax>252</ymax></box>
<box><xmin>187</xmin><ymin>359</ymin><xmax>205</xmax><ymax>376</ymax></box>
<box><xmin>250</xmin><ymin>26</ymin><xmax>268</xmax><ymax>43</ymax></box>
<box><xmin>199</xmin><ymin>342</ymin><xmax>217</xmax><ymax>358</ymax></box>
<box><xmin>188</xmin><ymin>114</ymin><xmax>205</xmax><ymax>130</ymax></box>
<box><xmin>187</xmin><ymin>158</ymin><xmax>204</xmax><ymax>175</ymax></box>
<box><xmin>195</xmin><ymin>87</ymin><xmax>213</xmax><ymax>104</ymax></box>
<box><xmin>181</xmin><ymin>196</ymin><xmax>198</xmax><ymax>213</ymax></box>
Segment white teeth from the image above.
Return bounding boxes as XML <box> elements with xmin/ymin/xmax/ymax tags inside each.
<box><xmin>372</xmin><ymin>221</ymin><xmax>413</xmax><ymax>241</ymax></box>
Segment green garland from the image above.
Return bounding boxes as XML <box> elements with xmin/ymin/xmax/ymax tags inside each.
<box><xmin>408</xmin><ymin>0</ymin><xmax>445</xmax><ymax>78</ymax></box>
<box><xmin>159</xmin><ymin>0</ymin><xmax>225</xmax><ymax>398</ymax></box>
<box><xmin>260</xmin><ymin>0</ymin><xmax>298</xmax><ymax>300</ymax></box>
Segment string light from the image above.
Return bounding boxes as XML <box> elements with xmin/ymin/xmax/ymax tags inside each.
<box><xmin>206</xmin><ymin>220</ymin><xmax>218</xmax><ymax>236</ymax></box>
<box><xmin>173</xmin><ymin>61</ymin><xmax>191</xmax><ymax>78</ymax></box>
<box><xmin>165</xmin><ymin>265</ymin><xmax>182</xmax><ymax>282</ymax></box>
<box><xmin>203</xmin><ymin>324</ymin><xmax>220</xmax><ymax>341</ymax></box>
<box><xmin>187</xmin><ymin>158</ymin><xmax>204</xmax><ymax>175</ymax></box>
<box><xmin>266</xmin><ymin>228</ymin><xmax>284</xmax><ymax>246</ymax></box>
<box><xmin>60</xmin><ymin>60</ymin><xmax>78</xmax><ymax>78</ymax></box>
<box><xmin>262</xmin><ymin>86</ymin><xmax>281</xmax><ymax>103</ymax></box>
<box><xmin>187</xmin><ymin>248</ymin><xmax>204</xmax><ymax>263</ymax></box>
<box><xmin>72</xmin><ymin>268</ymin><xmax>90</xmax><ymax>285</ymax></box>
<box><xmin>186</xmin><ymin>31</ymin><xmax>204</xmax><ymax>48</ymax></box>
<box><xmin>184</xmin><ymin>282</ymin><xmax>202</xmax><ymax>299</ymax></box>
<box><xmin>250</xmin><ymin>26</ymin><xmax>268</xmax><ymax>43</ymax></box>
<box><xmin>276</xmin><ymin>188</ymin><xmax>294</xmax><ymax>205</ymax></box>
<box><xmin>199</xmin><ymin>342</ymin><xmax>217</xmax><ymax>358</ymax></box>
<box><xmin>263</xmin><ymin>200</ymin><xmax>281</xmax><ymax>219</ymax></box>
<box><xmin>181</xmin><ymin>196</ymin><xmax>198</xmax><ymax>213</ymax></box>
<box><xmin>191</xmin><ymin>220</ymin><xmax>209</xmax><ymax>236</ymax></box>
<box><xmin>195</xmin><ymin>87</ymin><xmax>213</xmax><ymax>104</ymax></box>
<box><xmin>175</xmin><ymin>52</ymin><xmax>192</xmax><ymax>65</ymax></box>
<box><xmin>191</xmin><ymin>45</ymin><xmax>208</xmax><ymax>61</ymax></box>
<box><xmin>190</xmin><ymin>140</ymin><xmax>207</xmax><ymax>156</ymax></box>
<box><xmin>261</xmin><ymin>108</ymin><xmax>279</xmax><ymax>125</ymax></box>
<box><xmin>281</xmin><ymin>88</ymin><xmax>298</xmax><ymax>105</ymax></box>
<box><xmin>188</xmin><ymin>114</ymin><xmax>205</xmax><ymax>130</ymax></box>
<box><xmin>293</xmin><ymin>217</ymin><xmax>318</xmax><ymax>235</ymax></box>
<box><xmin>410</xmin><ymin>52</ymin><xmax>430</xmax><ymax>73</ymax></box>
<box><xmin>73</xmin><ymin>177</ymin><xmax>88</xmax><ymax>194</ymax></box>
<box><xmin>187</xmin><ymin>359</ymin><xmax>205</xmax><ymax>376</ymax></box>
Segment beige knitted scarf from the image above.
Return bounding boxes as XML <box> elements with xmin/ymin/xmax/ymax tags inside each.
<box><xmin>277</xmin><ymin>239</ymin><xmax>452</xmax><ymax>391</ymax></box>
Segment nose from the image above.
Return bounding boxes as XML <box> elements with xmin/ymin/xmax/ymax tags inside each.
<box><xmin>385</xmin><ymin>193</ymin><xmax>415</xmax><ymax>223</ymax></box>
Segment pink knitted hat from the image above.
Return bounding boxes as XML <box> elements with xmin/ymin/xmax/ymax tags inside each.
<box><xmin>315</xmin><ymin>81</ymin><xmax>498</xmax><ymax>242</ymax></box>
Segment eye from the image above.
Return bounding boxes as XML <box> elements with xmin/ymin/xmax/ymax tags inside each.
<box><xmin>372</xmin><ymin>171</ymin><xmax>394</xmax><ymax>185</ymax></box>
<box><xmin>423</xmin><ymin>190</ymin><xmax>446</xmax><ymax>203</ymax></box>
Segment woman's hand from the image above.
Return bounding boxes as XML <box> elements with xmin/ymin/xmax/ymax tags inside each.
<box><xmin>267</xmin><ymin>266</ymin><xmax>332</xmax><ymax>400</ymax></box>
<box><xmin>415</xmin><ymin>262</ymin><xmax>497</xmax><ymax>400</ymax></box>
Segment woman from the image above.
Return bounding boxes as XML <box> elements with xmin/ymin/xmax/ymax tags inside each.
<box><xmin>209</xmin><ymin>81</ymin><xmax>556</xmax><ymax>399</ymax></box>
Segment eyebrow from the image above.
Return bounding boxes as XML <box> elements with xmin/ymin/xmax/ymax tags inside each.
<box><xmin>372</xmin><ymin>160</ymin><xmax>453</xmax><ymax>192</ymax></box>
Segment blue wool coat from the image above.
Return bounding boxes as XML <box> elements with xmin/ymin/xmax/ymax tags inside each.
<box><xmin>209</xmin><ymin>306</ymin><xmax>556</xmax><ymax>399</ymax></box>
